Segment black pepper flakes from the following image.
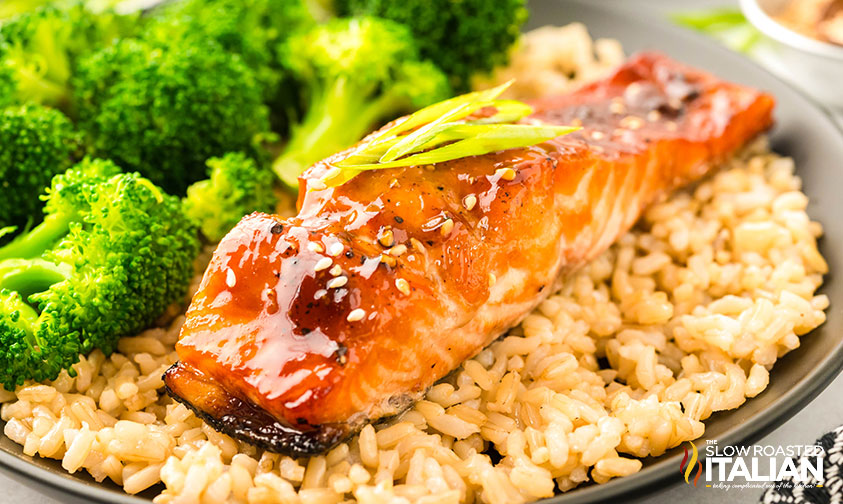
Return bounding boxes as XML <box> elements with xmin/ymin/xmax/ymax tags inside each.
<box><xmin>335</xmin><ymin>345</ymin><xmax>348</xmax><ymax>365</ymax></box>
<box><xmin>394</xmin><ymin>216</ymin><xmax>404</xmax><ymax>224</ymax></box>
<box><xmin>270</xmin><ymin>223</ymin><xmax>283</xmax><ymax>234</ymax></box>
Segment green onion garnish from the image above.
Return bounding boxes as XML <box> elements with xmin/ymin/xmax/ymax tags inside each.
<box><xmin>314</xmin><ymin>81</ymin><xmax>579</xmax><ymax>189</ymax></box>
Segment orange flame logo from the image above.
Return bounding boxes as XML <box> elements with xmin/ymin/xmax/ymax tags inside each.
<box><xmin>679</xmin><ymin>441</ymin><xmax>703</xmax><ymax>486</ymax></box>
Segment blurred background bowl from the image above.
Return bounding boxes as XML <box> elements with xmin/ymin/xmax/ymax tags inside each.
<box><xmin>740</xmin><ymin>0</ymin><xmax>843</xmax><ymax>110</ymax></box>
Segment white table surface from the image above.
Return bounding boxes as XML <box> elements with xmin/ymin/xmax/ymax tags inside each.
<box><xmin>3</xmin><ymin>0</ymin><xmax>842</xmax><ymax>502</ymax></box>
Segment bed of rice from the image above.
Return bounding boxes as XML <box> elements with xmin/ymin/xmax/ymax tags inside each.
<box><xmin>0</xmin><ymin>25</ymin><xmax>830</xmax><ymax>504</ymax></box>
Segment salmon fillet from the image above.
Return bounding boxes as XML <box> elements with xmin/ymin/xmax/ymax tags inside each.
<box><xmin>164</xmin><ymin>52</ymin><xmax>775</xmax><ymax>456</ymax></box>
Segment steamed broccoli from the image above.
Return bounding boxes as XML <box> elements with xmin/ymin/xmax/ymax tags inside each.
<box><xmin>0</xmin><ymin>158</ymin><xmax>200</xmax><ymax>389</ymax></box>
<box><xmin>340</xmin><ymin>0</ymin><xmax>528</xmax><ymax>91</ymax></box>
<box><xmin>273</xmin><ymin>17</ymin><xmax>450</xmax><ymax>187</ymax></box>
<box><xmin>72</xmin><ymin>37</ymin><xmax>271</xmax><ymax>194</ymax></box>
<box><xmin>0</xmin><ymin>0</ymin><xmax>137</xmax><ymax>19</ymax></box>
<box><xmin>0</xmin><ymin>3</ymin><xmax>136</xmax><ymax>110</ymax></box>
<box><xmin>0</xmin><ymin>1</ymin><xmax>51</xmax><ymax>20</ymax></box>
<box><xmin>146</xmin><ymin>0</ymin><xmax>314</xmax><ymax>104</ymax></box>
<box><xmin>0</xmin><ymin>104</ymin><xmax>79</xmax><ymax>232</ymax></box>
<box><xmin>184</xmin><ymin>152</ymin><xmax>279</xmax><ymax>242</ymax></box>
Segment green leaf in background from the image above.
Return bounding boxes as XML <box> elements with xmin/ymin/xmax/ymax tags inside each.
<box><xmin>672</xmin><ymin>8</ymin><xmax>763</xmax><ymax>54</ymax></box>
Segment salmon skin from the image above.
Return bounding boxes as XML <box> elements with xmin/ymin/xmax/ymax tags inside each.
<box><xmin>164</xmin><ymin>52</ymin><xmax>775</xmax><ymax>456</ymax></box>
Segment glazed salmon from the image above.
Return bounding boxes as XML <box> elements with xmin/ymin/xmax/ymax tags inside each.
<box><xmin>164</xmin><ymin>52</ymin><xmax>775</xmax><ymax>456</ymax></box>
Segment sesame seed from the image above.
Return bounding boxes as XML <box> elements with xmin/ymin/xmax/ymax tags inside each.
<box><xmin>609</xmin><ymin>100</ymin><xmax>626</xmax><ymax>115</ymax></box>
<box><xmin>591</xmin><ymin>131</ymin><xmax>605</xmax><ymax>141</ymax></box>
<box><xmin>395</xmin><ymin>278</ymin><xmax>410</xmax><ymax>295</ymax></box>
<box><xmin>496</xmin><ymin>167</ymin><xmax>516</xmax><ymax>181</ymax></box>
<box><xmin>310</xmin><ymin>179</ymin><xmax>327</xmax><ymax>191</ymax></box>
<box><xmin>226</xmin><ymin>269</ymin><xmax>236</xmax><ymax>288</ymax></box>
<box><xmin>314</xmin><ymin>257</ymin><xmax>333</xmax><ymax>272</ymax></box>
<box><xmin>308</xmin><ymin>242</ymin><xmax>324</xmax><ymax>253</ymax></box>
<box><xmin>388</xmin><ymin>244</ymin><xmax>407</xmax><ymax>257</ymax></box>
<box><xmin>410</xmin><ymin>238</ymin><xmax>425</xmax><ymax>252</ymax></box>
<box><xmin>463</xmin><ymin>194</ymin><xmax>477</xmax><ymax>211</ymax></box>
<box><xmin>440</xmin><ymin>218</ymin><xmax>454</xmax><ymax>237</ymax></box>
<box><xmin>626</xmin><ymin>82</ymin><xmax>642</xmax><ymax>96</ymax></box>
<box><xmin>329</xmin><ymin>265</ymin><xmax>343</xmax><ymax>276</ymax></box>
<box><xmin>488</xmin><ymin>273</ymin><xmax>497</xmax><ymax>286</ymax></box>
<box><xmin>314</xmin><ymin>289</ymin><xmax>327</xmax><ymax>300</ymax></box>
<box><xmin>378</xmin><ymin>229</ymin><xmax>394</xmax><ymax>247</ymax></box>
<box><xmin>327</xmin><ymin>276</ymin><xmax>348</xmax><ymax>289</ymax></box>
<box><xmin>620</xmin><ymin>116</ymin><xmax>644</xmax><ymax>130</ymax></box>
<box><xmin>347</xmin><ymin>308</ymin><xmax>366</xmax><ymax>322</ymax></box>
<box><xmin>647</xmin><ymin>110</ymin><xmax>661</xmax><ymax>122</ymax></box>
<box><xmin>380</xmin><ymin>254</ymin><xmax>397</xmax><ymax>268</ymax></box>
<box><xmin>328</xmin><ymin>242</ymin><xmax>344</xmax><ymax>257</ymax></box>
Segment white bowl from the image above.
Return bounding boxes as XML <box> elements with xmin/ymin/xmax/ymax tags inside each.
<box><xmin>740</xmin><ymin>0</ymin><xmax>843</xmax><ymax>110</ymax></box>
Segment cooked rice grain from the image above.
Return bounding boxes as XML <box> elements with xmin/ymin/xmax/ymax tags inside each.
<box><xmin>473</xmin><ymin>23</ymin><xmax>625</xmax><ymax>100</ymax></box>
<box><xmin>0</xmin><ymin>26</ymin><xmax>829</xmax><ymax>504</ymax></box>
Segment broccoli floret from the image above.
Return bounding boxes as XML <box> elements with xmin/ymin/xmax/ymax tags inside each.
<box><xmin>146</xmin><ymin>0</ymin><xmax>314</xmax><ymax>104</ymax></box>
<box><xmin>0</xmin><ymin>0</ymin><xmax>139</xmax><ymax>19</ymax></box>
<box><xmin>184</xmin><ymin>152</ymin><xmax>279</xmax><ymax>242</ymax></box>
<box><xmin>273</xmin><ymin>17</ymin><xmax>450</xmax><ymax>188</ymax></box>
<box><xmin>72</xmin><ymin>37</ymin><xmax>271</xmax><ymax>195</ymax></box>
<box><xmin>0</xmin><ymin>104</ymin><xmax>79</xmax><ymax>232</ymax></box>
<box><xmin>341</xmin><ymin>0</ymin><xmax>528</xmax><ymax>91</ymax></box>
<box><xmin>0</xmin><ymin>158</ymin><xmax>200</xmax><ymax>389</ymax></box>
<box><xmin>0</xmin><ymin>0</ymin><xmax>51</xmax><ymax>20</ymax></box>
<box><xmin>0</xmin><ymin>3</ymin><xmax>137</xmax><ymax>110</ymax></box>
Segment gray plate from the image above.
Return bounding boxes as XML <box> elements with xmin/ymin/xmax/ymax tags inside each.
<box><xmin>3</xmin><ymin>0</ymin><xmax>843</xmax><ymax>502</ymax></box>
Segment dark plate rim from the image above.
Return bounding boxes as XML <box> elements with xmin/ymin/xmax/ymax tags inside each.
<box><xmin>2</xmin><ymin>1</ymin><xmax>843</xmax><ymax>502</ymax></box>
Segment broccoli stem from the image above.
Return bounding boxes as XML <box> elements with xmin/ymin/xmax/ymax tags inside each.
<box><xmin>273</xmin><ymin>77</ymin><xmax>399</xmax><ymax>188</ymax></box>
<box><xmin>14</xmin><ymin>22</ymin><xmax>73</xmax><ymax>108</ymax></box>
<box><xmin>0</xmin><ymin>213</ymin><xmax>72</xmax><ymax>261</ymax></box>
<box><xmin>0</xmin><ymin>257</ymin><xmax>70</xmax><ymax>300</ymax></box>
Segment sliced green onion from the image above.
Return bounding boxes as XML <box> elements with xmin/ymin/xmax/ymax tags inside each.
<box><xmin>375</xmin><ymin>80</ymin><xmax>515</xmax><ymax>141</ymax></box>
<box><xmin>315</xmin><ymin>81</ymin><xmax>579</xmax><ymax>190</ymax></box>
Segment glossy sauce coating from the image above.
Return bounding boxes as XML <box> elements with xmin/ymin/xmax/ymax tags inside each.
<box><xmin>165</xmin><ymin>52</ymin><xmax>775</xmax><ymax>455</ymax></box>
